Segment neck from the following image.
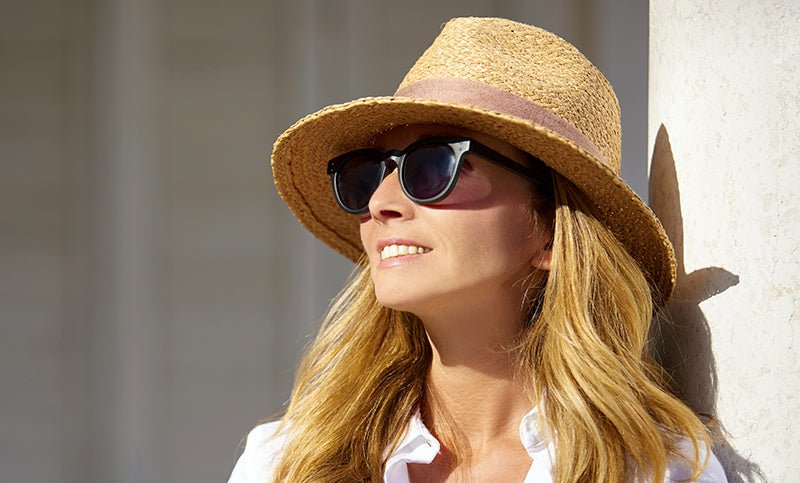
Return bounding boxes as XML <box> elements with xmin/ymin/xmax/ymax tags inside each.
<box><xmin>417</xmin><ymin>291</ymin><xmax>533</xmax><ymax>450</ymax></box>
<box><xmin>424</xmin><ymin>348</ymin><xmax>531</xmax><ymax>445</ymax></box>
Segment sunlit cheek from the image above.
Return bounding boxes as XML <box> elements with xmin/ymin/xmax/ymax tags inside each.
<box><xmin>477</xmin><ymin>210</ymin><xmax>537</xmax><ymax>271</ymax></box>
<box><xmin>359</xmin><ymin>224</ymin><xmax>379</xmax><ymax>269</ymax></box>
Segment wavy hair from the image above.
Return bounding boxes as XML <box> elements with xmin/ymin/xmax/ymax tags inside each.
<box><xmin>271</xmin><ymin>171</ymin><xmax>711</xmax><ymax>482</ymax></box>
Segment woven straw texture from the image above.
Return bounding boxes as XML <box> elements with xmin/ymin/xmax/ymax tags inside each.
<box><xmin>271</xmin><ymin>17</ymin><xmax>676</xmax><ymax>300</ymax></box>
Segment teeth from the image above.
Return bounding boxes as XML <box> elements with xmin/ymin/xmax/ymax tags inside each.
<box><xmin>380</xmin><ymin>244</ymin><xmax>430</xmax><ymax>260</ymax></box>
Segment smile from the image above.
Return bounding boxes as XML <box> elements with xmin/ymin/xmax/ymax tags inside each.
<box><xmin>380</xmin><ymin>244</ymin><xmax>432</xmax><ymax>261</ymax></box>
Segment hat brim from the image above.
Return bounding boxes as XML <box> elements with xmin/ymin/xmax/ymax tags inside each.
<box><xmin>271</xmin><ymin>96</ymin><xmax>676</xmax><ymax>301</ymax></box>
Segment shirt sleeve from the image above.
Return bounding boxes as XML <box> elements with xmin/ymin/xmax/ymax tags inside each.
<box><xmin>664</xmin><ymin>438</ymin><xmax>728</xmax><ymax>482</ymax></box>
<box><xmin>227</xmin><ymin>421</ymin><xmax>286</xmax><ymax>483</ymax></box>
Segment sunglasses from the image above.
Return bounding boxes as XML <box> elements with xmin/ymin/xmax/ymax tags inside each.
<box><xmin>327</xmin><ymin>136</ymin><xmax>543</xmax><ymax>214</ymax></box>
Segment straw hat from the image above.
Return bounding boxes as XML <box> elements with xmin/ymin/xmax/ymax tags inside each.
<box><xmin>271</xmin><ymin>17</ymin><xmax>676</xmax><ymax>301</ymax></box>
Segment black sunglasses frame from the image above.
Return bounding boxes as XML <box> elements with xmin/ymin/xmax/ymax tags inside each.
<box><xmin>326</xmin><ymin>136</ymin><xmax>543</xmax><ymax>214</ymax></box>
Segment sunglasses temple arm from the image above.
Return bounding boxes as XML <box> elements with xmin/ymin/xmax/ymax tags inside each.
<box><xmin>471</xmin><ymin>145</ymin><xmax>544</xmax><ymax>186</ymax></box>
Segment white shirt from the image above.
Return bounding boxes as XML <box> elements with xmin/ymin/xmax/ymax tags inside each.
<box><xmin>228</xmin><ymin>408</ymin><xmax>728</xmax><ymax>482</ymax></box>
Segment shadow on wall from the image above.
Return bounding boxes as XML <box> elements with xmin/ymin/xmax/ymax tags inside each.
<box><xmin>648</xmin><ymin>125</ymin><xmax>764</xmax><ymax>483</ymax></box>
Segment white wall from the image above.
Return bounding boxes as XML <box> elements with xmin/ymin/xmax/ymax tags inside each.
<box><xmin>649</xmin><ymin>1</ymin><xmax>800</xmax><ymax>481</ymax></box>
<box><xmin>0</xmin><ymin>1</ymin><xmax>648</xmax><ymax>481</ymax></box>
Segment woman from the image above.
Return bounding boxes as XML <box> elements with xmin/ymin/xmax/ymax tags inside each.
<box><xmin>229</xmin><ymin>17</ymin><xmax>727</xmax><ymax>482</ymax></box>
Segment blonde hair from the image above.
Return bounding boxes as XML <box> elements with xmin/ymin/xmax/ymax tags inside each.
<box><xmin>272</xmin><ymin>173</ymin><xmax>711</xmax><ymax>482</ymax></box>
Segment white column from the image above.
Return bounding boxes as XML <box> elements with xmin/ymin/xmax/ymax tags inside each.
<box><xmin>649</xmin><ymin>1</ymin><xmax>799</xmax><ymax>481</ymax></box>
<box><xmin>89</xmin><ymin>0</ymin><xmax>166</xmax><ymax>482</ymax></box>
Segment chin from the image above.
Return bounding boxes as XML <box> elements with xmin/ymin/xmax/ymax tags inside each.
<box><xmin>373</xmin><ymin>284</ymin><xmax>434</xmax><ymax>315</ymax></box>
<box><xmin>374</xmin><ymin>291</ymin><xmax>419</xmax><ymax>313</ymax></box>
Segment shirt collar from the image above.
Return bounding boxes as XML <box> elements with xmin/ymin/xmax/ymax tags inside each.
<box><xmin>383</xmin><ymin>406</ymin><xmax>551</xmax><ymax>481</ymax></box>
<box><xmin>383</xmin><ymin>411</ymin><xmax>440</xmax><ymax>482</ymax></box>
<box><xmin>518</xmin><ymin>406</ymin><xmax>549</xmax><ymax>456</ymax></box>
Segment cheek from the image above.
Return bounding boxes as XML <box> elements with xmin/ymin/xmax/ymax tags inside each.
<box><xmin>445</xmin><ymin>203</ymin><xmax>536</xmax><ymax>270</ymax></box>
<box><xmin>359</xmin><ymin>222</ymin><xmax>378</xmax><ymax>264</ymax></box>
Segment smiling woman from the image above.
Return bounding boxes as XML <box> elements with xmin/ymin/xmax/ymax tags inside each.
<box><xmin>228</xmin><ymin>17</ymin><xmax>727</xmax><ymax>482</ymax></box>
<box><xmin>361</xmin><ymin>125</ymin><xmax>552</xmax><ymax>319</ymax></box>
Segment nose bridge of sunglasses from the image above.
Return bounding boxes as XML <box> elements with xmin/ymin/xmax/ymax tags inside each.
<box><xmin>382</xmin><ymin>154</ymin><xmax>401</xmax><ymax>176</ymax></box>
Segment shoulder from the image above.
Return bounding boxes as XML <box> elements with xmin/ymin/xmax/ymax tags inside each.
<box><xmin>227</xmin><ymin>421</ymin><xmax>288</xmax><ymax>483</ymax></box>
<box><xmin>664</xmin><ymin>438</ymin><xmax>727</xmax><ymax>482</ymax></box>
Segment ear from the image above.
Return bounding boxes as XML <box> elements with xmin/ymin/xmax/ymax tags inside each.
<box><xmin>530</xmin><ymin>239</ymin><xmax>552</xmax><ymax>271</ymax></box>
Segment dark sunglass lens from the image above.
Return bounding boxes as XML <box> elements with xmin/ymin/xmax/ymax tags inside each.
<box><xmin>403</xmin><ymin>144</ymin><xmax>457</xmax><ymax>200</ymax></box>
<box><xmin>337</xmin><ymin>153</ymin><xmax>385</xmax><ymax>211</ymax></box>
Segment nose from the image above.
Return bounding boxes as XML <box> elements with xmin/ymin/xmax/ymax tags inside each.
<box><xmin>367</xmin><ymin>168</ymin><xmax>414</xmax><ymax>223</ymax></box>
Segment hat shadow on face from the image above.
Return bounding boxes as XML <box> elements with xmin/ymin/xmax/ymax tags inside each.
<box><xmin>649</xmin><ymin>124</ymin><xmax>763</xmax><ymax>483</ymax></box>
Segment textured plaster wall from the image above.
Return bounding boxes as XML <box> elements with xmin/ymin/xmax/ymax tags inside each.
<box><xmin>649</xmin><ymin>1</ymin><xmax>800</xmax><ymax>481</ymax></box>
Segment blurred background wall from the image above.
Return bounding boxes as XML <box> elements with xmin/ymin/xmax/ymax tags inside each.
<box><xmin>1</xmin><ymin>1</ymin><xmax>649</xmax><ymax>482</ymax></box>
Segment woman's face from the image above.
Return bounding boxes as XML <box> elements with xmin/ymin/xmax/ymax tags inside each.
<box><xmin>358</xmin><ymin>124</ymin><xmax>552</xmax><ymax>317</ymax></box>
